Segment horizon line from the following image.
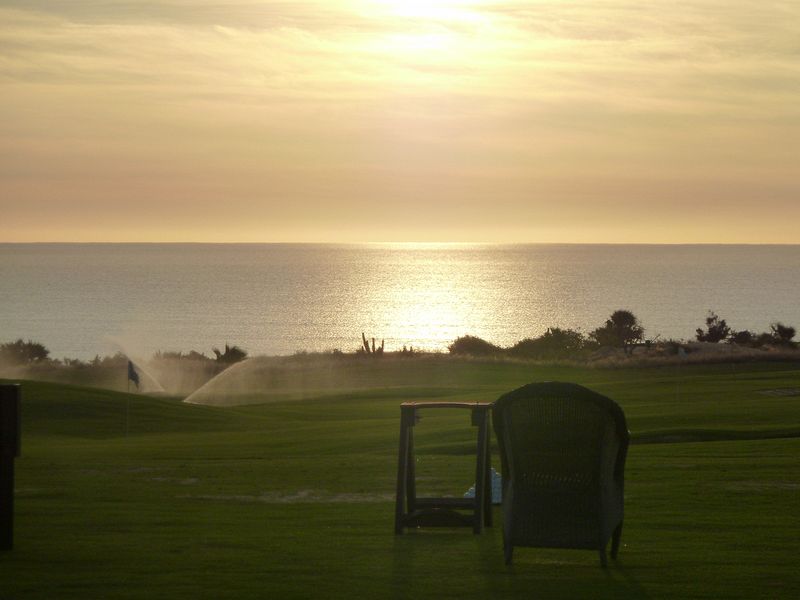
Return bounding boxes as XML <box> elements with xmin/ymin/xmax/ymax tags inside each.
<box><xmin>1</xmin><ymin>241</ymin><xmax>800</xmax><ymax>247</ymax></box>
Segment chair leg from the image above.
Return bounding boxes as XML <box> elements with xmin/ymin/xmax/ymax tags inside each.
<box><xmin>610</xmin><ymin>521</ymin><xmax>623</xmax><ymax>559</ymax></box>
<box><xmin>504</xmin><ymin>541</ymin><xmax>513</xmax><ymax>565</ymax></box>
<box><xmin>598</xmin><ymin>548</ymin><xmax>608</xmax><ymax>569</ymax></box>
<box><xmin>483</xmin><ymin>429</ymin><xmax>492</xmax><ymax>528</ymax></box>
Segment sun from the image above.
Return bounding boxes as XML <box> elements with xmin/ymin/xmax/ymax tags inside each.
<box><xmin>356</xmin><ymin>0</ymin><xmax>491</xmax><ymax>61</ymax></box>
<box><xmin>372</xmin><ymin>0</ymin><xmax>480</xmax><ymax>21</ymax></box>
<box><xmin>361</xmin><ymin>0</ymin><xmax>488</xmax><ymax>23</ymax></box>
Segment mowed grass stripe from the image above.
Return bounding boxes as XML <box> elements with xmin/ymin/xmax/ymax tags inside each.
<box><xmin>2</xmin><ymin>360</ymin><xmax>799</xmax><ymax>598</ymax></box>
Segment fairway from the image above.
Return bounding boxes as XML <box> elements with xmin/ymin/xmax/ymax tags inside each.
<box><xmin>2</xmin><ymin>358</ymin><xmax>800</xmax><ymax>599</ymax></box>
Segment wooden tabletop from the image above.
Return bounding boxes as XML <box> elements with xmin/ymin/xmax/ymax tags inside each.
<box><xmin>400</xmin><ymin>401</ymin><xmax>493</xmax><ymax>409</ymax></box>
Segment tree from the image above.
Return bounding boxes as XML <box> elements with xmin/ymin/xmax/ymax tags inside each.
<box><xmin>770</xmin><ymin>322</ymin><xmax>796</xmax><ymax>346</ymax></box>
<box><xmin>696</xmin><ymin>311</ymin><xmax>730</xmax><ymax>343</ymax></box>
<box><xmin>0</xmin><ymin>338</ymin><xmax>50</xmax><ymax>364</ymax></box>
<box><xmin>590</xmin><ymin>310</ymin><xmax>644</xmax><ymax>354</ymax></box>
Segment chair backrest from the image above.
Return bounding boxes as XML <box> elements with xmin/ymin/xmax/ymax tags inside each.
<box><xmin>493</xmin><ymin>382</ymin><xmax>629</xmax><ymax>550</ymax></box>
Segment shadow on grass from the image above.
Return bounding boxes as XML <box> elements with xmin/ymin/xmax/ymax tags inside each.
<box><xmin>391</xmin><ymin>526</ymin><xmax>649</xmax><ymax>599</ymax></box>
<box><xmin>634</xmin><ymin>427</ymin><xmax>800</xmax><ymax>445</ymax></box>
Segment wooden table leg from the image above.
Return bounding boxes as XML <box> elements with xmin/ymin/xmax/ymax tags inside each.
<box><xmin>472</xmin><ymin>409</ymin><xmax>488</xmax><ymax>534</ymax></box>
<box><xmin>406</xmin><ymin>418</ymin><xmax>416</xmax><ymax>516</ymax></box>
<box><xmin>396</xmin><ymin>402</ymin><xmax>492</xmax><ymax>534</ymax></box>
<box><xmin>394</xmin><ymin>406</ymin><xmax>412</xmax><ymax>534</ymax></box>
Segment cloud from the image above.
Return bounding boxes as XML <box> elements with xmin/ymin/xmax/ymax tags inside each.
<box><xmin>1</xmin><ymin>1</ymin><xmax>799</xmax><ymax>242</ymax></box>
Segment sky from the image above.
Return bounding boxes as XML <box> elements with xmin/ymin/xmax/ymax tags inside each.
<box><xmin>1</xmin><ymin>0</ymin><xmax>798</xmax><ymax>243</ymax></box>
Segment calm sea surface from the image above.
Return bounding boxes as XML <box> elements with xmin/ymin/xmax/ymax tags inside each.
<box><xmin>1</xmin><ymin>243</ymin><xmax>799</xmax><ymax>360</ymax></box>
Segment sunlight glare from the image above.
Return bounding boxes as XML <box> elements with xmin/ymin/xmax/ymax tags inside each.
<box><xmin>356</xmin><ymin>0</ymin><xmax>495</xmax><ymax>65</ymax></box>
<box><xmin>369</xmin><ymin>0</ymin><xmax>487</xmax><ymax>23</ymax></box>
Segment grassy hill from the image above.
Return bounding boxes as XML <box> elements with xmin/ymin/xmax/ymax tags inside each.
<box><xmin>2</xmin><ymin>358</ymin><xmax>800</xmax><ymax>598</ymax></box>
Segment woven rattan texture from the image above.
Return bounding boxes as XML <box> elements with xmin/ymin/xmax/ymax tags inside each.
<box><xmin>493</xmin><ymin>382</ymin><xmax>628</xmax><ymax>553</ymax></box>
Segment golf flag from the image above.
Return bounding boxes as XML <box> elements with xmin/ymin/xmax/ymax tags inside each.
<box><xmin>127</xmin><ymin>360</ymin><xmax>140</xmax><ymax>389</ymax></box>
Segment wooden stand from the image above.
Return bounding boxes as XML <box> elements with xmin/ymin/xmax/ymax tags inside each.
<box><xmin>1</xmin><ymin>384</ymin><xmax>21</xmax><ymax>551</ymax></box>
<box><xmin>394</xmin><ymin>402</ymin><xmax>492</xmax><ymax>535</ymax></box>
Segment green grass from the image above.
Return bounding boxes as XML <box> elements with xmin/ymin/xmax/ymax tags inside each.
<box><xmin>2</xmin><ymin>358</ymin><xmax>800</xmax><ymax>598</ymax></box>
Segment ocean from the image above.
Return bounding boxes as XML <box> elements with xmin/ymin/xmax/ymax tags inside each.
<box><xmin>1</xmin><ymin>243</ymin><xmax>799</xmax><ymax>360</ymax></box>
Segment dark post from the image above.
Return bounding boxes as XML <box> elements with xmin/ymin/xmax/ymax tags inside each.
<box><xmin>394</xmin><ymin>405</ymin><xmax>412</xmax><ymax>534</ymax></box>
<box><xmin>1</xmin><ymin>384</ymin><xmax>21</xmax><ymax>551</ymax></box>
<box><xmin>471</xmin><ymin>408</ymin><xmax>487</xmax><ymax>534</ymax></box>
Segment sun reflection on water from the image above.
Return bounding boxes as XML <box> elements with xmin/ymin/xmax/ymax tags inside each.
<box><xmin>335</xmin><ymin>243</ymin><xmax>535</xmax><ymax>352</ymax></box>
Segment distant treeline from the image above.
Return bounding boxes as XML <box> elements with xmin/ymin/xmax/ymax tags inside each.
<box><xmin>0</xmin><ymin>340</ymin><xmax>250</xmax><ymax>394</ymax></box>
<box><xmin>0</xmin><ymin>309</ymin><xmax>796</xmax><ymax>370</ymax></box>
<box><xmin>0</xmin><ymin>339</ymin><xmax>248</xmax><ymax>368</ymax></box>
<box><xmin>447</xmin><ymin>310</ymin><xmax>797</xmax><ymax>359</ymax></box>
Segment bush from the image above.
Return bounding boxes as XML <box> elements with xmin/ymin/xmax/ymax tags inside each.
<box><xmin>212</xmin><ymin>344</ymin><xmax>248</xmax><ymax>364</ymax></box>
<box><xmin>448</xmin><ymin>335</ymin><xmax>501</xmax><ymax>356</ymax></box>
<box><xmin>590</xmin><ymin>310</ymin><xmax>644</xmax><ymax>354</ymax></box>
<box><xmin>726</xmin><ymin>323</ymin><xmax>795</xmax><ymax>348</ymax></box>
<box><xmin>751</xmin><ymin>333</ymin><xmax>770</xmax><ymax>347</ymax></box>
<box><xmin>696</xmin><ymin>311</ymin><xmax>730</xmax><ymax>343</ymax></box>
<box><xmin>0</xmin><ymin>339</ymin><xmax>50</xmax><ymax>364</ymax></box>
<box><xmin>153</xmin><ymin>350</ymin><xmax>212</xmax><ymax>362</ymax></box>
<box><xmin>508</xmin><ymin>328</ymin><xmax>585</xmax><ymax>359</ymax></box>
<box><xmin>728</xmin><ymin>330</ymin><xmax>755</xmax><ymax>346</ymax></box>
<box><xmin>662</xmin><ymin>340</ymin><xmax>690</xmax><ymax>355</ymax></box>
<box><xmin>90</xmin><ymin>352</ymin><xmax>129</xmax><ymax>368</ymax></box>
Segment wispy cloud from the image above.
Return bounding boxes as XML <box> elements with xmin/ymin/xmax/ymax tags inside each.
<box><xmin>1</xmin><ymin>1</ymin><xmax>799</xmax><ymax>242</ymax></box>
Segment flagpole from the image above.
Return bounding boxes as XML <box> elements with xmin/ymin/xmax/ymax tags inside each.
<box><xmin>126</xmin><ymin>360</ymin><xmax>140</xmax><ymax>437</ymax></box>
<box><xmin>126</xmin><ymin>365</ymin><xmax>130</xmax><ymax>437</ymax></box>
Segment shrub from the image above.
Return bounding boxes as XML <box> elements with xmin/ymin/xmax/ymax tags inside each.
<box><xmin>590</xmin><ymin>310</ymin><xmax>644</xmax><ymax>354</ymax></box>
<box><xmin>508</xmin><ymin>328</ymin><xmax>585</xmax><ymax>359</ymax></box>
<box><xmin>90</xmin><ymin>352</ymin><xmax>129</xmax><ymax>368</ymax></box>
<box><xmin>753</xmin><ymin>332</ymin><xmax>775</xmax><ymax>347</ymax></box>
<box><xmin>61</xmin><ymin>357</ymin><xmax>87</xmax><ymax>368</ymax></box>
<box><xmin>212</xmin><ymin>344</ymin><xmax>248</xmax><ymax>364</ymax></box>
<box><xmin>448</xmin><ymin>335</ymin><xmax>501</xmax><ymax>356</ymax></box>
<box><xmin>662</xmin><ymin>340</ymin><xmax>689</xmax><ymax>355</ymax></box>
<box><xmin>153</xmin><ymin>350</ymin><xmax>212</xmax><ymax>362</ymax></box>
<box><xmin>728</xmin><ymin>330</ymin><xmax>755</xmax><ymax>346</ymax></box>
<box><xmin>696</xmin><ymin>311</ymin><xmax>731</xmax><ymax>343</ymax></box>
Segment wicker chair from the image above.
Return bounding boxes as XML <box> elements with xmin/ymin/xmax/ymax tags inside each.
<box><xmin>492</xmin><ymin>382</ymin><xmax>629</xmax><ymax>567</ymax></box>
